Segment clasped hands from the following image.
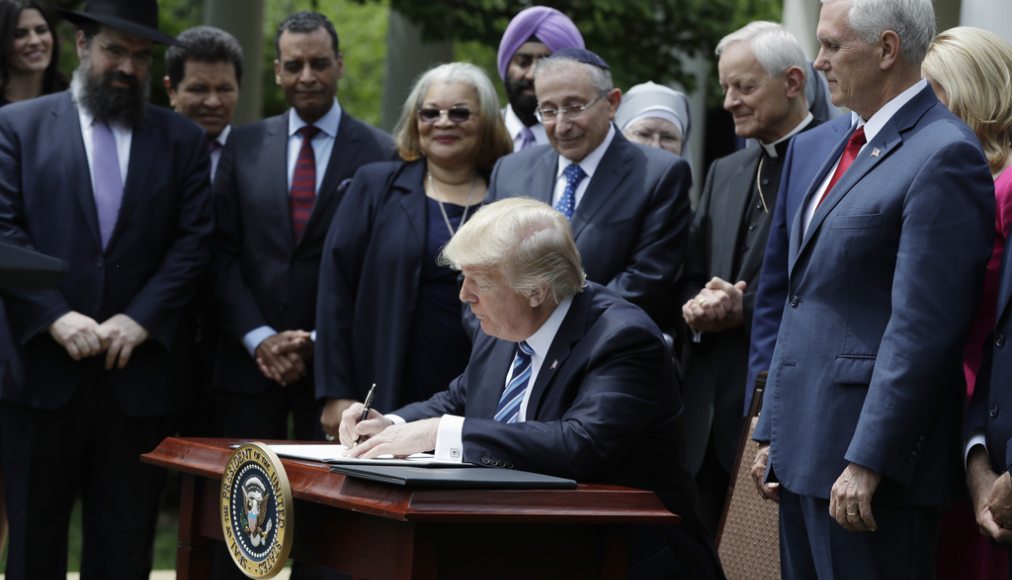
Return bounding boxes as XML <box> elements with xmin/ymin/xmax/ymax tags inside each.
<box><xmin>682</xmin><ymin>277</ymin><xmax>747</xmax><ymax>333</ymax></box>
<box><xmin>48</xmin><ymin>311</ymin><xmax>148</xmax><ymax>369</ymax></box>
<box><xmin>967</xmin><ymin>447</ymin><xmax>1012</xmax><ymax>543</ymax></box>
<box><xmin>752</xmin><ymin>444</ymin><xmax>882</xmax><ymax>532</ymax></box>
<box><xmin>255</xmin><ymin>330</ymin><xmax>313</xmax><ymax>386</ymax></box>
<box><xmin>331</xmin><ymin>400</ymin><xmax>439</xmax><ymax>459</ymax></box>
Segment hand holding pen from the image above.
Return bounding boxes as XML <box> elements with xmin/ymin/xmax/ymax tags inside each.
<box><xmin>339</xmin><ymin>383</ymin><xmax>379</xmax><ymax>447</ymax></box>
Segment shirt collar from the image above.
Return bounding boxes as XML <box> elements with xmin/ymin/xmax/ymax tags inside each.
<box><xmin>216</xmin><ymin>124</ymin><xmax>232</xmax><ymax>146</ymax></box>
<box><xmin>556</xmin><ymin>124</ymin><xmax>615</xmax><ymax>180</ymax></box>
<box><xmin>288</xmin><ymin>98</ymin><xmax>342</xmax><ymax>138</ymax></box>
<box><xmin>523</xmin><ymin>295</ymin><xmax>574</xmax><ymax>362</ymax></box>
<box><xmin>760</xmin><ymin>112</ymin><xmax>814</xmax><ymax>158</ymax></box>
<box><xmin>860</xmin><ymin>79</ymin><xmax>927</xmax><ymax>143</ymax></box>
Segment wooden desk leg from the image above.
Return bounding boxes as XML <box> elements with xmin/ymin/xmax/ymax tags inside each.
<box><xmin>602</xmin><ymin>528</ymin><xmax>629</xmax><ymax>580</ymax></box>
<box><xmin>176</xmin><ymin>474</ymin><xmax>215</xmax><ymax>580</ymax></box>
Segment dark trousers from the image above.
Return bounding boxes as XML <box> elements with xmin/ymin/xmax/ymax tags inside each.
<box><xmin>1</xmin><ymin>370</ymin><xmax>171</xmax><ymax>580</ymax></box>
<box><xmin>779</xmin><ymin>487</ymin><xmax>940</xmax><ymax>580</ymax></box>
<box><xmin>213</xmin><ymin>377</ymin><xmax>323</xmax><ymax>441</ymax></box>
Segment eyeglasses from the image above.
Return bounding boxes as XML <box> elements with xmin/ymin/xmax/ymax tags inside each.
<box><xmin>417</xmin><ymin>107</ymin><xmax>473</xmax><ymax>124</ymax></box>
<box><xmin>535</xmin><ymin>93</ymin><xmax>606</xmax><ymax>123</ymax></box>
<box><xmin>97</xmin><ymin>41</ymin><xmax>154</xmax><ymax>68</ymax></box>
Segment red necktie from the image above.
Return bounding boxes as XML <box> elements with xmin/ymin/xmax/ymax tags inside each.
<box><xmin>817</xmin><ymin>126</ymin><xmax>866</xmax><ymax>207</ymax></box>
<box><xmin>290</xmin><ymin>125</ymin><xmax>319</xmax><ymax>241</ymax></box>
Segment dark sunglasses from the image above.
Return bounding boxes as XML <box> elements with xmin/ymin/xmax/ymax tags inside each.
<box><xmin>417</xmin><ymin>107</ymin><xmax>473</xmax><ymax>124</ymax></box>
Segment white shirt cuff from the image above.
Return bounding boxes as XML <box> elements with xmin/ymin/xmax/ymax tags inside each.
<box><xmin>386</xmin><ymin>414</ymin><xmax>406</xmax><ymax>425</ymax></box>
<box><xmin>242</xmin><ymin>326</ymin><xmax>277</xmax><ymax>357</ymax></box>
<box><xmin>965</xmin><ymin>431</ymin><xmax>987</xmax><ymax>468</ymax></box>
<box><xmin>310</xmin><ymin>330</ymin><xmax>317</xmax><ymax>342</ymax></box>
<box><xmin>435</xmin><ymin>414</ymin><xmax>465</xmax><ymax>462</ymax></box>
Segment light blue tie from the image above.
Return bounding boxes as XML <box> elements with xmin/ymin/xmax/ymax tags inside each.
<box><xmin>91</xmin><ymin>121</ymin><xmax>123</xmax><ymax>248</ymax></box>
<box><xmin>494</xmin><ymin>341</ymin><xmax>534</xmax><ymax>423</ymax></box>
<box><xmin>555</xmin><ymin>163</ymin><xmax>585</xmax><ymax>219</ymax></box>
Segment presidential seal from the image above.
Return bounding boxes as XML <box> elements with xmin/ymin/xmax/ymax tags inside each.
<box><xmin>220</xmin><ymin>442</ymin><xmax>293</xmax><ymax>578</ymax></box>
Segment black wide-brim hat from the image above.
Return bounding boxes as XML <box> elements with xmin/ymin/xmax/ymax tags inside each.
<box><xmin>55</xmin><ymin>0</ymin><xmax>178</xmax><ymax>46</ymax></box>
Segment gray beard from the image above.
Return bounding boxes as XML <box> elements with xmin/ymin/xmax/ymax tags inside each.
<box><xmin>71</xmin><ymin>59</ymin><xmax>149</xmax><ymax>127</ymax></box>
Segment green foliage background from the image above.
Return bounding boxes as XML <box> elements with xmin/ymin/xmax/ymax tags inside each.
<box><xmin>48</xmin><ymin>0</ymin><xmax>780</xmax><ymax>123</ymax></box>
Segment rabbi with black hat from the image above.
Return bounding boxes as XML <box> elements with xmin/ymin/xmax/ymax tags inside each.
<box><xmin>0</xmin><ymin>0</ymin><xmax>212</xmax><ymax>577</ymax></box>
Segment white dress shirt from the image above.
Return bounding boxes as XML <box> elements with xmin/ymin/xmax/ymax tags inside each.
<box><xmin>551</xmin><ymin>125</ymin><xmax>616</xmax><ymax>211</ymax></box>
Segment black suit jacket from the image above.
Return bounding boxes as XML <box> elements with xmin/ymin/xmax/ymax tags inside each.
<box><xmin>487</xmin><ymin>132</ymin><xmax>692</xmax><ymax>326</ymax></box>
<box><xmin>0</xmin><ymin>91</ymin><xmax>212</xmax><ymax>416</ymax></box>
<box><xmin>393</xmin><ymin>283</ymin><xmax>698</xmax><ymax>517</ymax></box>
<box><xmin>315</xmin><ymin>159</ymin><xmax>470</xmax><ymax>411</ymax></box>
<box><xmin>678</xmin><ymin>120</ymin><xmax>818</xmax><ymax>474</ymax></box>
<box><xmin>211</xmin><ymin>109</ymin><xmax>394</xmax><ymax>395</ymax></box>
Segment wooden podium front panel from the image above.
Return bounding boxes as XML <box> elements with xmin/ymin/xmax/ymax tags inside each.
<box><xmin>144</xmin><ymin>437</ymin><xmax>678</xmax><ymax>579</ymax></box>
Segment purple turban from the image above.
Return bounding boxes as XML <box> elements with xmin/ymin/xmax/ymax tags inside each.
<box><xmin>496</xmin><ymin>6</ymin><xmax>585</xmax><ymax>81</ymax></box>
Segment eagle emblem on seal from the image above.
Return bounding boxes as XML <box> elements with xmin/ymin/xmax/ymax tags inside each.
<box><xmin>241</xmin><ymin>476</ymin><xmax>273</xmax><ymax>547</ymax></box>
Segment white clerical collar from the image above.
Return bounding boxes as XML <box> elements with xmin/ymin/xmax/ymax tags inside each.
<box><xmin>760</xmin><ymin>112</ymin><xmax>814</xmax><ymax>158</ymax></box>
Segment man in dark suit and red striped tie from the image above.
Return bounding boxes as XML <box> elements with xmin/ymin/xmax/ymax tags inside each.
<box><xmin>210</xmin><ymin>11</ymin><xmax>393</xmax><ymax>443</ymax></box>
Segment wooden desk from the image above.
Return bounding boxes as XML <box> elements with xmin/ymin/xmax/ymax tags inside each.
<box><xmin>143</xmin><ymin>437</ymin><xmax>680</xmax><ymax>580</ymax></box>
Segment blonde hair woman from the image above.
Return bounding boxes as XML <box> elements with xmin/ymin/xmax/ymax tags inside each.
<box><xmin>923</xmin><ymin>26</ymin><xmax>1012</xmax><ymax>580</ymax></box>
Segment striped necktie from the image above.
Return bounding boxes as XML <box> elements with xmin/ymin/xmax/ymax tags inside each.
<box><xmin>494</xmin><ymin>341</ymin><xmax>534</xmax><ymax>423</ymax></box>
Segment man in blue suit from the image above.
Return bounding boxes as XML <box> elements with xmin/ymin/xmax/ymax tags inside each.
<box><xmin>486</xmin><ymin>48</ymin><xmax>691</xmax><ymax>327</ymax></box>
<box><xmin>748</xmin><ymin>0</ymin><xmax>994</xmax><ymax>577</ymax></box>
<box><xmin>340</xmin><ymin>198</ymin><xmax>722</xmax><ymax>579</ymax></box>
<box><xmin>0</xmin><ymin>1</ymin><xmax>212</xmax><ymax>577</ymax></box>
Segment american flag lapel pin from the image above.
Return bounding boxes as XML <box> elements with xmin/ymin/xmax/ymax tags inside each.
<box><xmin>550</xmin><ymin>360</ymin><xmax>558</xmax><ymax>370</ymax></box>
<box><xmin>871</xmin><ymin>148</ymin><xmax>881</xmax><ymax>158</ymax></box>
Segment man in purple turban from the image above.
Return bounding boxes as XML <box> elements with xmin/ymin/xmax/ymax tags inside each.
<box><xmin>496</xmin><ymin>6</ymin><xmax>583</xmax><ymax>151</ymax></box>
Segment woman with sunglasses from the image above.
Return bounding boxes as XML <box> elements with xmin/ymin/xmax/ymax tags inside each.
<box><xmin>315</xmin><ymin>62</ymin><xmax>512</xmax><ymax>438</ymax></box>
<box><xmin>0</xmin><ymin>0</ymin><xmax>65</xmax><ymax>106</ymax></box>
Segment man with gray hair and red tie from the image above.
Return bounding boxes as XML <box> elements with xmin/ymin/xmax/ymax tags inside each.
<box><xmin>496</xmin><ymin>5</ymin><xmax>584</xmax><ymax>151</ymax></box>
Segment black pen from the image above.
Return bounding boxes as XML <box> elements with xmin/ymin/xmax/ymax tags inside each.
<box><xmin>359</xmin><ymin>383</ymin><xmax>377</xmax><ymax>423</ymax></box>
<box><xmin>352</xmin><ymin>383</ymin><xmax>377</xmax><ymax>447</ymax></box>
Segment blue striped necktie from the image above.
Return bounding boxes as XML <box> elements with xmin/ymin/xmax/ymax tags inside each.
<box><xmin>494</xmin><ymin>341</ymin><xmax>534</xmax><ymax>423</ymax></box>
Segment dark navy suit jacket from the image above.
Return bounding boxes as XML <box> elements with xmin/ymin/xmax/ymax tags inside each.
<box><xmin>486</xmin><ymin>131</ymin><xmax>691</xmax><ymax>326</ymax></box>
<box><xmin>0</xmin><ymin>91</ymin><xmax>213</xmax><ymax>416</ymax></box>
<box><xmin>211</xmin><ymin>110</ymin><xmax>394</xmax><ymax>395</ymax></box>
<box><xmin>967</xmin><ymin>233</ymin><xmax>1012</xmax><ymax>475</ymax></box>
<box><xmin>393</xmin><ymin>282</ymin><xmax>697</xmax><ymax>515</ymax></box>
<box><xmin>745</xmin><ymin>114</ymin><xmax>854</xmax><ymax>414</ymax></box>
<box><xmin>753</xmin><ymin>86</ymin><xmax>994</xmax><ymax>505</ymax></box>
<box><xmin>314</xmin><ymin>159</ymin><xmax>469</xmax><ymax>412</ymax></box>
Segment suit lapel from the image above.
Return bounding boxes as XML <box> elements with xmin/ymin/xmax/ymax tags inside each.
<box><xmin>788</xmin><ymin>120</ymin><xmax>852</xmax><ymax>266</ymax></box>
<box><xmin>475</xmin><ymin>339</ymin><xmax>519</xmax><ymax>419</ymax></box>
<box><xmin>718</xmin><ymin>150</ymin><xmax>760</xmax><ymax>281</ymax></box>
<box><xmin>527</xmin><ymin>293</ymin><xmax>589</xmax><ymax>418</ymax></box>
<box><xmin>529</xmin><ymin>150</ymin><xmax>557</xmax><ymax>205</ymax></box>
<box><xmin>111</xmin><ymin>109</ymin><xmax>158</xmax><ymax>250</ymax></box>
<box><xmin>995</xmin><ymin>243</ymin><xmax>1012</xmax><ymax>329</ymax></box>
<box><xmin>302</xmin><ymin>111</ymin><xmax>356</xmax><ymax>240</ymax></box>
<box><xmin>263</xmin><ymin>116</ymin><xmax>295</xmax><ymax>249</ymax></box>
<box><xmin>572</xmin><ymin>134</ymin><xmax>632</xmax><ymax>240</ymax></box>
<box><xmin>394</xmin><ymin>161</ymin><xmax>427</xmax><ymax>240</ymax></box>
<box><xmin>792</xmin><ymin>87</ymin><xmax>937</xmax><ymax>275</ymax></box>
<box><xmin>56</xmin><ymin>94</ymin><xmax>102</xmax><ymax>249</ymax></box>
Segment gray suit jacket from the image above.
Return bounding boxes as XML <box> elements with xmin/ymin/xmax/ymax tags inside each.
<box><xmin>486</xmin><ymin>131</ymin><xmax>691</xmax><ymax>326</ymax></box>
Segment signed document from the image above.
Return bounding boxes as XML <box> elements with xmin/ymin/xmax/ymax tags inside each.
<box><xmin>266</xmin><ymin>444</ymin><xmax>468</xmax><ymax>467</ymax></box>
